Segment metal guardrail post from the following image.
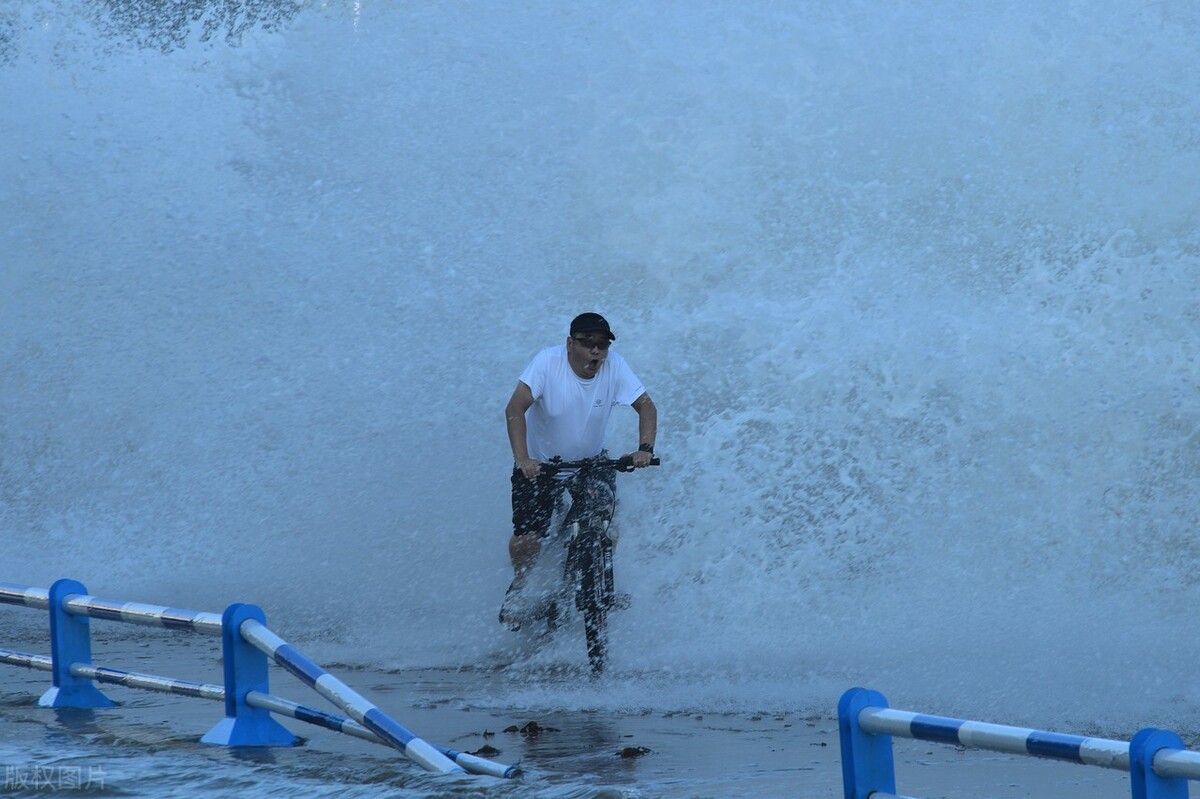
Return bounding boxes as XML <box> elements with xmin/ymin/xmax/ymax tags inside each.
<box><xmin>200</xmin><ymin>603</ymin><xmax>298</xmax><ymax>747</ymax></box>
<box><xmin>1131</xmin><ymin>728</ymin><xmax>1189</xmax><ymax>799</ymax></box>
<box><xmin>838</xmin><ymin>687</ymin><xmax>896</xmax><ymax>799</ymax></box>
<box><xmin>38</xmin><ymin>579</ymin><xmax>115</xmax><ymax>709</ymax></box>
<box><xmin>841</xmin><ymin>687</ymin><xmax>1200</xmax><ymax>799</ymax></box>
<box><xmin>5</xmin><ymin>581</ymin><xmax>513</xmax><ymax>776</ymax></box>
<box><xmin>0</xmin><ymin>648</ymin><xmax>519</xmax><ymax>778</ymax></box>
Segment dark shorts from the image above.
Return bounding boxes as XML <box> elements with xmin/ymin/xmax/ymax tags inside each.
<box><xmin>511</xmin><ymin>460</ymin><xmax>617</xmax><ymax>538</ymax></box>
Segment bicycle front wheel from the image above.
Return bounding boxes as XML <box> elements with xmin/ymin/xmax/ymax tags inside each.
<box><xmin>570</xmin><ymin>529</ymin><xmax>613</xmax><ymax>674</ymax></box>
<box><xmin>582</xmin><ymin>602</ymin><xmax>607</xmax><ymax>674</ymax></box>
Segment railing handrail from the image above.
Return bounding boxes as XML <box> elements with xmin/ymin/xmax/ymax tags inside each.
<box><xmin>857</xmin><ymin>705</ymin><xmax>1200</xmax><ymax>781</ymax></box>
<box><xmin>858</xmin><ymin>707</ymin><xmax>1132</xmax><ymax>769</ymax></box>
<box><xmin>0</xmin><ymin>582</ymin><xmax>50</xmax><ymax>610</ymax></box>
<box><xmin>237</xmin><ymin>617</ymin><xmax>461</xmax><ymax>774</ymax></box>
<box><xmin>1</xmin><ymin>581</ymin><xmax>223</xmax><ymax>635</ymax></box>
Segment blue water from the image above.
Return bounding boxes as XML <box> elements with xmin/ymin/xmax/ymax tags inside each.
<box><xmin>2</xmin><ymin>1</ymin><xmax>1200</xmax><ymax>794</ymax></box>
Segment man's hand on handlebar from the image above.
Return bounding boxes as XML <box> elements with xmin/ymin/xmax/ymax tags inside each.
<box><xmin>623</xmin><ymin>449</ymin><xmax>655</xmax><ymax>468</ymax></box>
<box><xmin>515</xmin><ymin>456</ymin><xmax>542</xmax><ymax>480</ymax></box>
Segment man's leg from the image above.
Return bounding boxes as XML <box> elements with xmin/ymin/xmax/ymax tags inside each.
<box><xmin>501</xmin><ymin>469</ymin><xmax>558</xmax><ymax>629</ymax></box>
<box><xmin>509</xmin><ymin>467</ymin><xmax>558</xmax><ymax>583</ymax></box>
<box><xmin>508</xmin><ymin>532</ymin><xmax>542</xmax><ymax>589</ymax></box>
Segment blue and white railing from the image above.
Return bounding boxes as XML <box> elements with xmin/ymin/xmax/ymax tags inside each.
<box><xmin>0</xmin><ymin>579</ymin><xmax>518</xmax><ymax>779</ymax></box>
<box><xmin>839</xmin><ymin>687</ymin><xmax>1200</xmax><ymax>799</ymax></box>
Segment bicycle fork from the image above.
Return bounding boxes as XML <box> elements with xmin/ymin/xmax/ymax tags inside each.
<box><xmin>569</xmin><ymin>524</ymin><xmax>615</xmax><ymax>612</ymax></box>
<box><xmin>561</xmin><ymin>473</ymin><xmax>618</xmax><ymax>673</ymax></box>
<box><xmin>564</xmin><ymin>520</ymin><xmax>615</xmax><ymax>673</ymax></box>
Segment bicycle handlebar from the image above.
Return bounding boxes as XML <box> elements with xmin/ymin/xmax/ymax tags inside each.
<box><xmin>540</xmin><ymin>456</ymin><xmax>661</xmax><ymax>475</ymax></box>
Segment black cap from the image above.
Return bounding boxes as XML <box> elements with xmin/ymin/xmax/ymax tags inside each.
<box><xmin>569</xmin><ymin>312</ymin><xmax>616</xmax><ymax>340</ymax></box>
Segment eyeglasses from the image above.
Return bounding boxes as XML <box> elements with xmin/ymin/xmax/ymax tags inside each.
<box><xmin>572</xmin><ymin>336</ymin><xmax>611</xmax><ymax>351</ymax></box>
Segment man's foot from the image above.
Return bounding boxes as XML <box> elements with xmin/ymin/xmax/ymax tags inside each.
<box><xmin>499</xmin><ymin>581</ymin><xmax>523</xmax><ymax>631</ymax></box>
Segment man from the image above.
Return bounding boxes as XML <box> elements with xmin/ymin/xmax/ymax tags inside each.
<box><xmin>500</xmin><ymin>312</ymin><xmax>657</xmax><ymax>630</ymax></box>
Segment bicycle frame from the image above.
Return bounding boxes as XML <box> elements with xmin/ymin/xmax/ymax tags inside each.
<box><xmin>537</xmin><ymin>456</ymin><xmax>659</xmax><ymax>673</ymax></box>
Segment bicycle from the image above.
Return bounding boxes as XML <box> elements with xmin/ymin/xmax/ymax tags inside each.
<box><xmin>500</xmin><ymin>454</ymin><xmax>659</xmax><ymax>674</ymax></box>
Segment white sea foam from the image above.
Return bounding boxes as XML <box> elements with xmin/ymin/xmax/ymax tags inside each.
<box><xmin>2</xmin><ymin>0</ymin><xmax>1198</xmax><ymax>733</ymax></box>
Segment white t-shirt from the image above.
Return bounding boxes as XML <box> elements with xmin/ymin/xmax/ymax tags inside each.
<box><xmin>519</xmin><ymin>344</ymin><xmax>646</xmax><ymax>462</ymax></box>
